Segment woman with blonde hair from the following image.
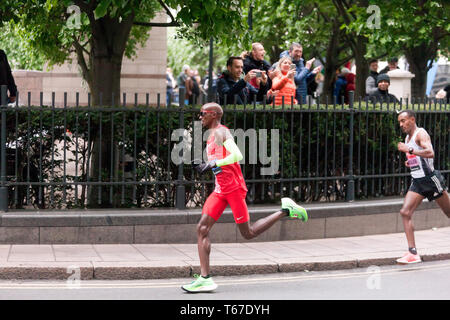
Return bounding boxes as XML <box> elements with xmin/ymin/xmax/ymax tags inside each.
<box><xmin>271</xmin><ymin>56</ymin><xmax>297</xmax><ymax>105</ymax></box>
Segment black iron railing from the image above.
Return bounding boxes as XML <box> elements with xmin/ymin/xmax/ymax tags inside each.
<box><xmin>0</xmin><ymin>85</ymin><xmax>449</xmax><ymax>211</ymax></box>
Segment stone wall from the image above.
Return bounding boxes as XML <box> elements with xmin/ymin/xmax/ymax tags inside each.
<box><xmin>12</xmin><ymin>13</ymin><xmax>167</xmax><ymax>107</ymax></box>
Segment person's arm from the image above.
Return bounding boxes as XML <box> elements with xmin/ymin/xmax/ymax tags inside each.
<box><xmin>218</xmin><ymin>77</ymin><xmax>247</xmax><ymax>97</ymax></box>
<box><xmin>366</xmin><ymin>77</ymin><xmax>377</xmax><ymax>95</ymax></box>
<box><xmin>192</xmin><ymin>127</ymin><xmax>242</xmax><ymax>174</ymax></box>
<box><xmin>272</xmin><ymin>75</ymin><xmax>289</xmax><ymax>91</ymax></box>
<box><xmin>1</xmin><ymin>51</ymin><xmax>17</xmax><ymax>99</ymax></box>
<box><xmin>294</xmin><ymin>66</ymin><xmax>310</xmax><ymax>84</ymax></box>
<box><xmin>397</xmin><ymin>131</ymin><xmax>434</xmax><ymax>159</ymax></box>
<box><xmin>414</xmin><ymin>131</ymin><xmax>434</xmax><ymax>158</ymax></box>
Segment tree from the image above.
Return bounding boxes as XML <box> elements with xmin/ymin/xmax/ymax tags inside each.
<box><xmin>1</xmin><ymin>0</ymin><xmax>251</xmax><ymax>206</ymax></box>
<box><xmin>344</xmin><ymin>0</ymin><xmax>450</xmax><ymax>98</ymax></box>
<box><xmin>0</xmin><ymin>22</ymin><xmax>46</xmax><ymax>70</ymax></box>
<box><xmin>1</xmin><ymin>0</ymin><xmax>251</xmax><ymax>105</ymax></box>
<box><xmin>249</xmin><ymin>0</ymin><xmax>353</xmax><ymax>99</ymax></box>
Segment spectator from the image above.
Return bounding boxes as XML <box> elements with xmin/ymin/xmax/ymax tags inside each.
<box><xmin>435</xmin><ymin>84</ymin><xmax>450</xmax><ymax>103</ymax></box>
<box><xmin>0</xmin><ymin>49</ymin><xmax>17</xmax><ymax>104</ymax></box>
<box><xmin>242</xmin><ymin>43</ymin><xmax>273</xmax><ymax>101</ymax></box>
<box><xmin>280</xmin><ymin>43</ymin><xmax>321</xmax><ymax>104</ymax></box>
<box><xmin>368</xmin><ymin>73</ymin><xmax>399</xmax><ymax>104</ymax></box>
<box><xmin>379</xmin><ymin>57</ymin><xmax>400</xmax><ymax>74</ymax></box>
<box><xmin>365</xmin><ymin>59</ymin><xmax>379</xmax><ymax>95</ymax></box>
<box><xmin>271</xmin><ymin>56</ymin><xmax>297</xmax><ymax>105</ymax></box>
<box><xmin>177</xmin><ymin>64</ymin><xmax>192</xmax><ymax>105</ymax></box>
<box><xmin>203</xmin><ymin>71</ymin><xmax>218</xmax><ymax>99</ymax></box>
<box><xmin>166</xmin><ymin>67</ymin><xmax>175</xmax><ymax>106</ymax></box>
<box><xmin>177</xmin><ymin>64</ymin><xmax>190</xmax><ymax>88</ymax></box>
<box><xmin>217</xmin><ymin>56</ymin><xmax>269</xmax><ymax>105</ymax></box>
<box><xmin>333</xmin><ymin>67</ymin><xmax>349</xmax><ymax>104</ymax></box>
<box><xmin>190</xmin><ymin>69</ymin><xmax>201</xmax><ymax>105</ymax></box>
<box><xmin>344</xmin><ymin>70</ymin><xmax>356</xmax><ymax>104</ymax></box>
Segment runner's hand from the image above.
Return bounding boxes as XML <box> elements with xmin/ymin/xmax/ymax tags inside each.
<box><xmin>192</xmin><ymin>159</ymin><xmax>217</xmax><ymax>174</ymax></box>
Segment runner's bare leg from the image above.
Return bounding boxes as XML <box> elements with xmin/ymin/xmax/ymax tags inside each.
<box><xmin>435</xmin><ymin>190</ymin><xmax>450</xmax><ymax>218</ymax></box>
<box><xmin>196</xmin><ymin>214</ymin><xmax>216</xmax><ymax>277</ymax></box>
<box><xmin>238</xmin><ymin>210</ymin><xmax>287</xmax><ymax>240</ymax></box>
<box><xmin>400</xmin><ymin>191</ymin><xmax>425</xmax><ymax>249</ymax></box>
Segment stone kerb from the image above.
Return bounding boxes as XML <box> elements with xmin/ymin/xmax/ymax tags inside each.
<box><xmin>0</xmin><ymin>198</ymin><xmax>448</xmax><ymax>244</ymax></box>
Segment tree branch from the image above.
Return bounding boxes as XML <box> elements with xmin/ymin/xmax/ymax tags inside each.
<box><xmin>72</xmin><ymin>38</ymin><xmax>92</xmax><ymax>86</ymax></box>
<box><xmin>134</xmin><ymin>0</ymin><xmax>180</xmax><ymax>27</ymax></box>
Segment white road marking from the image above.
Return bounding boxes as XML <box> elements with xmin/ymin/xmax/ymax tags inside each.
<box><xmin>0</xmin><ymin>261</ymin><xmax>449</xmax><ymax>290</ymax></box>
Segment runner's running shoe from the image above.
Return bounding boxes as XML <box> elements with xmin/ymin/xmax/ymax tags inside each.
<box><xmin>281</xmin><ymin>197</ymin><xmax>308</xmax><ymax>222</ymax></box>
<box><xmin>181</xmin><ymin>275</ymin><xmax>218</xmax><ymax>293</ymax></box>
<box><xmin>396</xmin><ymin>252</ymin><xmax>421</xmax><ymax>264</ymax></box>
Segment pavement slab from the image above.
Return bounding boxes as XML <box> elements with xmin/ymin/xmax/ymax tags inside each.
<box><xmin>0</xmin><ymin>227</ymin><xmax>449</xmax><ymax>280</ymax></box>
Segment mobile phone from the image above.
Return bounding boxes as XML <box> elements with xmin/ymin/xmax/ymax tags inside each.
<box><xmin>255</xmin><ymin>71</ymin><xmax>262</xmax><ymax>77</ymax></box>
<box><xmin>290</xmin><ymin>64</ymin><xmax>296</xmax><ymax>70</ymax></box>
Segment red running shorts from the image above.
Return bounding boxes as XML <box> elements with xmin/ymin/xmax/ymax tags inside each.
<box><xmin>202</xmin><ymin>190</ymin><xmax>249</xmax><ymax>224</ymax></box>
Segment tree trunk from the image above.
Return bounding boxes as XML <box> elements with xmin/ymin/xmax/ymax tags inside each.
<box><xmin>353</xmin><ymin>36</ymin><xmax>369</xmax><ymax>100</ymax></box>
<box><xmin>404</xmin><ymin>45</ymin><xmax>430</xmax><ymax>99</ymax></box>
<box><xmin>322</xmin><ymin>19</ymin><xmax>343</xmax><ymax>102</ymax></box>
<box><xmin>76</xmin><ymin>12</ymin><xmax>135</xmax><ymax>207</ymax></box>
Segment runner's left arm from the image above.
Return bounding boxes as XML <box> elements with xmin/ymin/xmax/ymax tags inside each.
<box><xmin>216</xmin><ymin>138</ymin><xmax>243</xmax><ymax>167</ymax></box>
<box><xmin>414</xmin><ymin>131</ymin><xmax>434</xmax><ymax>158</ymax></box>
<box><xmin>214</xmin><ymin>127</ymin><xmax>243</xmax><ymax>167</ymax></box>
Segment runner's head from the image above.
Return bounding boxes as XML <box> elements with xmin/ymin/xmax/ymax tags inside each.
<box><xmin>397</xmin><ymin>109</ymin><xmax>416</xmax><ymax>134</ymax></box>
<box><xmin>200</xmin><ymin>102</ymin><xmax>223</xmax><ymax>128</ymax></box>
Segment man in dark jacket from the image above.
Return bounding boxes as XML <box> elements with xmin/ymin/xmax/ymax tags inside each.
<box><xmin>368</xmin><ymin>73</ymin><xmax>399</xmax><ymax>104</ymax></box>
<box><xmin>280</xmin><ymin>43</ymin><xmax>321</xmax><ymax>104</ymax></box>
<box><xmin>242</xmin><ymin>43</ymin><xmax>273</xmax><ymax>102</ymax></box>
<box><xmin>218</xmin><ymin>56</ymin><xmax>269</xmax><ymax>105</ymax></box>
<box><xmin>379</xmin><ymin>57</ymin><xmax>400</xmax><ymax>74</ymax></box>
<box><xmin>0</xmin><ymin>49</ymin><xmax>17</xmax><ymax>104</ymax></box>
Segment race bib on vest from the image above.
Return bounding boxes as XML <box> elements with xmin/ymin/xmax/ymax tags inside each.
<box><xmin>407</xmin><ymin>154</ymin><xmax>420</xmax><ymax>172</ymax></box>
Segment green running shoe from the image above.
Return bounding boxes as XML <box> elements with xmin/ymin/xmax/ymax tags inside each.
<box><xmin>282</xmin><ymin>197</ymin><xmax>308</xmax><ymax>222</ymax></box>
<box><xmin>181</xmin><ymin>275</ymin><xmax>218</xmax><ymax>293</ymax></box>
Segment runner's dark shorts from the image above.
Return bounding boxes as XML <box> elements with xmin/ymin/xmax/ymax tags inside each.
<box><xmin>409</xmin><ymin>170</ymin><xmax>448</xmax><ymax>201</ymax></box>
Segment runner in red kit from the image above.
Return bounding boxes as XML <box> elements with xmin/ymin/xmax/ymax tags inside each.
<box><xmin>182</xmin><ymin>102</ymin><xmax>308</xmax><ymax>293</ymax></box>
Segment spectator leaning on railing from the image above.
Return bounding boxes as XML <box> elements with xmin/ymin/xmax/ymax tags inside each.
<box><xmin>271</xmin><ymin>56</ymin><xmax>297</xmax><ymax>106</ymax></box>
<box><xmin>217</xmin><ymin>56</ymin><xmax>269</xmax><ymax>105</ymax></box>
<box><xmin>367</xmin><ymin>73</ymin><xmax>399</xmax><ymax>104</ymax></box>
<box><xmin>280</xmin><ymin>43</ymin><xmax>321</xmax><ymax>104</ymax></box>
<box><xmin>0</xmin><ymin>49</ymin><xmax>17</xmax><ymax>104</ymax></box>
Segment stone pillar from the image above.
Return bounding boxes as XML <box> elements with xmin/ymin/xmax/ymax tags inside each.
<box><xmin>387</xmin><ymin>69</ymin><xmax>415</xmax><ymax>101</ymax></box>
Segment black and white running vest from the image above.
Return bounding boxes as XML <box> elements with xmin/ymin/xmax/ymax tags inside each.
<box><xmin>405</xmin><ymin>127</ymin><xmax>434</xmax><ymax>179</ymax></box>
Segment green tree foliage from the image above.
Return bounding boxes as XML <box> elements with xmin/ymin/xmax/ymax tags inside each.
<box><xmin>342</xmin><ymin>0</ymin><xmax>449</xmax><ymax>97</ymax></box>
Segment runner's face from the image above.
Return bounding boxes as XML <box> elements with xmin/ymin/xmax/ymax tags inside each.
<box><xmin>199</xmin><ymin>108</ymin><xmax>216</xmax><ymax>128</ymax></box>
<box><xmin>398</xmin><ymin>113</ymin><xmax>415</xmax><ymax>133</ymax></box>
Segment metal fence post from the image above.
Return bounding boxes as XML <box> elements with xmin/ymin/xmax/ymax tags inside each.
<box><xmin>176</xmin><ymin>87</ymin><xmax>186</xmax><ymax>210</ymax></box>
<box><xmin>346</xmin><ymin>91</ymin><xmax>355</xmax><ymax>202</ymax></box>
<box><xmin>0</xmin><ymin>85</ymin><xmax>8</xmax><ymax>212</ymax></box>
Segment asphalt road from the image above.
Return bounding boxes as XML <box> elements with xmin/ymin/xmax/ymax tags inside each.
<box><xmin>1</xmin><ymin>260</ymin><xmax>450</xmax><ymax>301</ymax></box>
